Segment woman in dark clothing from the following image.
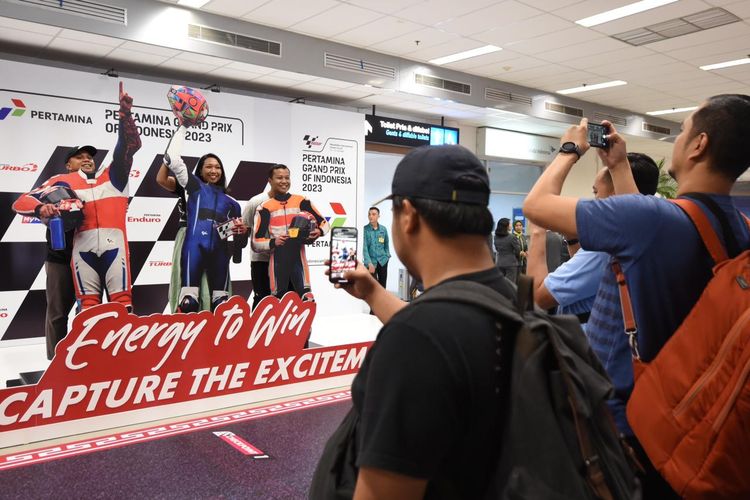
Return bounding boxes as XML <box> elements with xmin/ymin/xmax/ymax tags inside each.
<box><xmin>494</xmin><ymin>218</ymin><xmax>521</xmax><ymax>283</ymax></box>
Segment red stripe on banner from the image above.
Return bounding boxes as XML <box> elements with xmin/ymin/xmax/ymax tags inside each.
<box><xmin>330</xmin><ymin>202</ymin><xmax>345</xmax><ymax>215</ymax></box>
<box><xmin>0</xmin><ymin>390</ymin><xmax>350</xmax><ymax>470</ymax></box>
<box><xmin>11</xmin><ymin>99</ymin><xmax>25</xmax><ymax>108</ymax></box>
<box><xmin>214</xmin><ymin>431</ymin><xmax>268</xmax><ymax>458</ymax></box>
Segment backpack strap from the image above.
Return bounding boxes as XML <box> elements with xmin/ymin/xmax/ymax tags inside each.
<box><xmin>680</xmin><ymin>193</ymin><xmax>748</xmax><ymax>259</ymax></box>
<box><xmin>611</xmin><ymin>259</ymin><xmax>640</xmax><ymax>360</ymax></box>
<box><xmin>671</xmin><ymin>198</ymin><xmax>729</xmax><ymax>264</ymax></box>
<box><xmin>516</xmin><ymin>274</ymin><xmax>535</xmax><ymax>313</ymax></box>
<box><xmin>412</xmin><ymin>280</ymin><xmax>522</xmax><ymax>324</ymax></box>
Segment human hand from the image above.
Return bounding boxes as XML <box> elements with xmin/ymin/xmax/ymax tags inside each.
<box><xmin>232</xmin><ymin>219</ymin><xmax>248</xmax><ymax>235</ymax></box>
<box><xmin>368</xmin><ymin>263</ymin><xmax>375</xmax><ymax>274</ymax></box>
<box><xmin>325</xmin><ymin>260</ymin><xmax>379</xmax><ymax>300</ymax></box>
<box><xmin>118</xmin><ymin>81</ymin><xmax>133</xmax><ymax>117</ymax></box>
<box><xmin>560</xmin><ymin>118</ymin><xmax>590</xmax><ymax>157</ymax></box>
<box><xmin>39</xmin><ymin>204</ymin><xmax>60</xmax><ymax>218</ymax></box>
<box><xmin>596</xmin><ymin>120</ymin><xmax>628</xmax><ymax>170</ymax></box>
<box><xmin>308</xmin><ymin>228</ymin><xmax>321</xmax><ymax>240</ymax></box>
<box><xmin>520</xmin><ymin>251</ymin><xmax>527</xmax><ymax>258</ymax></box>
<box><xmin>274</xmin><ymin>235</ymin><xmax>289</xmax><ymax>247</ymax></box>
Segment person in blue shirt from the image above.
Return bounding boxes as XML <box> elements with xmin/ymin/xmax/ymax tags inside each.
<box><xmin>523</xmin><ymin>95</ymin><xmax>750</xmax><ymax>499</ymax></box>
<box><xmin>527</xmin><ymin>153</ymin><xmax>659</xmax><ymax>329</ymax></box>
<box><xmin>362</xmin><ymin>206</ymin><xmax>391</xmax><ymax>289</ymax></box>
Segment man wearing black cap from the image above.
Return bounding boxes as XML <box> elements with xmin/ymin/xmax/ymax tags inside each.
<box><xmin>312</xmin><ymin>145</ymin><xmax>515</xmax><ymax>498</ymax></box>
<box><xmin>11</xmin><ymin>148</ymin><xmax>91</xmax><ymax>360</ymax></box>
<box><xmin>14</xmin><ymin>82</ymin><xmax>141</xmax><ymax>316</ymax></box>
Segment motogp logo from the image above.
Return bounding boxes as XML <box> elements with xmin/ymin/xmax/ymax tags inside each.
<box><xmin>302</xmin><ymin>135</ymin><xmax>322</xmax><ymax>149</ymax></box>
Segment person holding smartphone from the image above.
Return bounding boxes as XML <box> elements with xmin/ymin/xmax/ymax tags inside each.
<box><xmin>362</xmin><ymin>206</ymin><xmax>390</xmax><ymax>289</ymax></box>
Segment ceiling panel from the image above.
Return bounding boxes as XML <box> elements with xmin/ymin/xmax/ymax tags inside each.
<box><xmin>203</xmin><ymin>0</ymin><xmax>269</xmax><ymax>18</ymax></box>
<box><xmin>646</xmin><ymin>19</ymin><xmax>750</xmax><ymax>53</ymax></box>
<box><xmin>473</xmin><ymin>14</ymin><xmax>576</xmax><ymax>46</ymax></box>
<box><xmin>436</xmin><ymin>1</ymin><xmax>544</xmax><ymax>36</ymax></box>
<box><xmin>158</xmin><ymin>58</ymin><xmax>222</xmax><ymax>74</ymax></box>
<box><xmin>242</xmin><ymin>0</ymin><xmax>340</xmax><ymax>29</ymax></box>
<box><xmin>369</xmin><ymin>27</ymin><xmax>460</xmax><ymax>56</ymax></box>
<box><xmin>345</xmin><ymin>0</ymin><xmax>429</xmax><ymax>15</ymax></box>
<box><xmin>551</xmin><ymin>0</ymin><xmax>649</xmax><ymax>22</ymax></box>
<box><xmin>404</xmin><ymin>38</ymin><xmax>492</xmax><ymax>61</ymax></box>
<box><xmin>205</xmin><ymin>67</ymin><xmax>265</xmax><ymax>81</ymax></box>
<box><xmin>441</xmin><ymin>49</ymin><xmax>522</xmax><ymax>72</ymax></box>
<box><xmin>289</xmin><ymin>4</ymin><xmax>383</xmax><ymax>38</ymax></box>
<box><xmin>333</xmin><ymin>16</ymin><xmax>422</xmax><ymax>47</ymax></box>
<box><xmin>48</xmin><ymin>38</ymin><xmax>115</xmax><ymax>57</ymax></box>
<box><xmin>120</xmin><ymin>41</ymin><xmax>182</xmax><ymax>57</ymax></box>
<box><xmin>106</xmin><ymin>48</ymin><xmax>170</xmax><ymax>66</ymax></box>
<box><xmin>224</xmin><ymin>61</ymin><xmax>276</xmax><ymax>74</ymax></box>
<box><xmin>505</xmin><ymin>27</ymin><xmax>606</xmax><ymax>55</ymax></box>
<box><xmin>561</xmin><ymin>46</ymin><xmax>655</xmax><ymax>70</ymax></box>
<box><xmin>266</xmin><ymin>69</ymin><xmax>317</xmax><ymax>82</ymax></box>
<box><xmin>395</xmin><ymin>0</ymin><xmax>498</xmax><ymax>25</ymax></box>
<box><xmin>538</xmin><ymin>36</ymin><xmax>630</xmax><ymax>63</ymax></box>
<box><xmin>0</xmin><ymin>16</ymin><xmax>61</xmax><ymax>35</ymax></box>
<box><xmin>172</xmin><ymin>51</ymin><xmax>233</xmax><ymax>67</ymax></box>
<box><xmin>0</xmin><ymin>28</ymin><xmax>53</xmax><ymax>46</ymax></box>
<box><xmin>57</xmin><ymin>29</ymin><xmax>124</xmax><ymax>47</ymax></box>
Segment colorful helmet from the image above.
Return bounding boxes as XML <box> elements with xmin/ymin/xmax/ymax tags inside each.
<box><xmin>167</xmin><ymin>85</ymin><xmax>209</xmax><ymax>127</ymax></box>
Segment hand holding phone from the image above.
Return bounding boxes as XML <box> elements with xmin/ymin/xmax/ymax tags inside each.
<box><xmin>587</xmin><ymin>123</ymin><xmax>609</xmax><ymax>148</ymax></box>
<box><xmin>329</xmin><ymin>227</ymin><xmax>358</xmax><ymax>283</ymax></box>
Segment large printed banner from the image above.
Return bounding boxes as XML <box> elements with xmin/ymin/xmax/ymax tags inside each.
<box><xmin>0</xmin><ymin>59</ymin><xmax>365</xmax><ymax>344</ymax></box>
<box><xmin>0</xmin><ymin>294</ymin><xmax>371</xmax><ymax>447</ymax></box>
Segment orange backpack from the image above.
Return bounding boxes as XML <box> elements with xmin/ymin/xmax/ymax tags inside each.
<box><xmin>614</xmin><ymin>197</ymin><xmax>750</xmax><ymax>499</ymax></box>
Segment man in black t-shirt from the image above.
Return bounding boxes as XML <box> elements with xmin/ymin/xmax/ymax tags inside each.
<box><xmin>314</xmin><ymin>145</ymin><xmax>514</xmax><ymax>499</ymax></box>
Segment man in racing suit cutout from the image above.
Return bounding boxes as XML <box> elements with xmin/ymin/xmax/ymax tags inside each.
<box><xmin>14</xmin><ymin>82</ymin><xmax>141</xmax><ymax>311</ymax></box>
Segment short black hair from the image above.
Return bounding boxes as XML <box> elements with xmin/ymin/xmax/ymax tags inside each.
<box><xmin>268</xmin><ymin>163</ymin><xmax>289</xmax><ymax>179</ymax></box>
<box><xmin>628</xmin><ymin>152</ymin><xmax>659</xmax><ymax>195</ymax></box>
<box><xmin>392</xmin><ymin>176</ymin><xmax>492</xmax><ymax>237</ymax></box>
<box><xmin>195</xmin><ymin>153</ymin><xmax>226</xmax><ymax>191</ymax></box>
<box><xmin>368</xmin><ymin>206</ymin><xmax>380</xmax><ymax>214</ymax></box>
<box><xmin>690</xmin><ymin>94</ymin><xmax>750</xmax><ymax>180</ymax></box>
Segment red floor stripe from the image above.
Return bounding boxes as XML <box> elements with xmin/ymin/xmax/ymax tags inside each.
<box><xmin>0</xmin><ymin>390</ymin><xmax>351</xmax><ymax>470</ymax></box>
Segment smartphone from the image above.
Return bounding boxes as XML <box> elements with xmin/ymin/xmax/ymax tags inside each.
<box><xmin>587</xmin><ymin>123</ymin><xmax>609</xmax><ymax>148</ymax></box>
<box><xmin>329</xmin><ymin>227</ymin><xmax>358</xmax><ymax>283</ymax></box>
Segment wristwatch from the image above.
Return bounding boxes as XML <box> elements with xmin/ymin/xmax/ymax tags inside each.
<box><xmin>559</xmin><ymin>142</ymin><xmax>581</xmax><ymax>159</ymax></box>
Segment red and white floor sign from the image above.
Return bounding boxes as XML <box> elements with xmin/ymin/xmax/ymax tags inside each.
<box><xmin>214</xmin><ymin>431</ymin><xmax>269</xmax><ymax>458</ymax></box>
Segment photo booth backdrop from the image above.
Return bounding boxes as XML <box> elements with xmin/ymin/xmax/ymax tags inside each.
<box><xmin>0</xmin><ymin>59</ymin><xmax>365</xmax><ymax>346</ymax></box>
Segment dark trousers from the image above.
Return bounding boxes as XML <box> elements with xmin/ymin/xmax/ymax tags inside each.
<box><xmin>250</xmin><ymin>260</ymin><xmax>271</xmax><ymax>310</ymax></box>
<box><xmin>45</xmin><ymin>260</ymin><xmax>76</xmax><ymax>360</ymax></box>
<box><xmin>372</xmin><ymin>262</ymin><xmax>388</xmax><ymax>289</ymax></box>
<box><xmin>497</xmin><ymin>265</ymin><xmax>518</xmax><ymax>285</ymax></box>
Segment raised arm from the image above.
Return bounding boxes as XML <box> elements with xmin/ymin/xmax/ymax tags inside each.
<box><xmin>527</xmin><ymin>225</ymin><xmax>558</xmax><ymax>309</ymax></box>
<box><xmin>156</xmin><ymin>163</ymin><xmax>177</xmax><ymax>193</ymax></box>
<box><xmin>163</xmin><ymin>125</ymin><xmax>200</xmax><ymax>193</ymax></box>
<box><xmin>596</xmin><ymin>120</ymin><xmax>638</xmax><ymax>195</ymax></box>
<box><xmin>523</xmin><ymin>118</ymin><xmax>589</xmax><ymax>237</ymax></box>
<box><xmin>110</xmin><ymin>82</ymin><xmax>142</xmax><ymax>192</ymax></box>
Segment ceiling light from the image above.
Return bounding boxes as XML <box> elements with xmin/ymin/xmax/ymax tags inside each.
<box><xmin>178</xmin><ymin>0</ymin><xmax>211</xmax><ymax>8</ymax></box>
<box><xmin>700</xmin><ymin>57</ymin><xmax>750</xmax><ymax>71</ymax></box>
<box><xmin>646</xmin><ymin>106</ymin><xmax>698</xmax><ymax>116</ymax></box>
<box><xmin>576</xmin><ymin>0</ymin><xmax>678</xmax><ymax>27</ymax></box>
<box><xmin>429</xmin><ymin>45</ymin><xmax>501</xmax><ymax>66</ymax></box>
<box><xmin>557</xmin><ymin>80</ymin><xmax>627</xmax><ymax>95</ymax></box>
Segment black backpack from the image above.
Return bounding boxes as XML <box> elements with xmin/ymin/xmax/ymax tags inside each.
<box><xmin>418</xmin><ymin>279</ymin><xmax>642</xmax><ymax>500</ymax></box>
<box><xmin>310</xmin><ymin>278</ymin><xmax>642</xmax><ymax>499</ymax></box>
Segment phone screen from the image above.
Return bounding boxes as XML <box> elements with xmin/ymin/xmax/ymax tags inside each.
<box><xmin>329</xmin><ymin>227</ymin><xmax>358</xmax><ymax>283</ymax></box>
<box><xmin>587</xmin><ymin>123</ymin><xmax>608</xmax><ymax>148</ymax></box>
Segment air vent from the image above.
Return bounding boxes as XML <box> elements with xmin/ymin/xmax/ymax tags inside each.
<box><xmin>415</xmin><ymin>73</ymin><xmax>471</xmax><ymax>95</ymax></box>
<box><xmin>485</xmin><ymin>87</ymin><xmax>532</xmax><ymax>106</ymax></box>
<box><xmin>613</xmin><ymin>8</ymin><xmax>739</xmax><ymax>46</ymax></box>
<box><xmin>642</xmin><ymin>122</ymin><xmax>671</xmax><ymax>135</ymax></box>
<box><xmin>545</xmin><ymin>101</ymin><xmax>583</xmax><ymax>118</ymax></box>
<box><xmin>593</xmin><ymin>111</ymin><xmax>627</xmax><ymax>127</ymax></box>
<box><xmin>324</xmin><ymin>53</ymin><xmax>397</xmax><ymax>80</ymax></box>
<box><xmin>11</xmin><ymin>0</ymin><xmax>126</xmax><ymax>24</ymax></box>
<box><xmin>188</xmin><ymin>24</ymin><xmax>280</xmax><ymax>56</ymax></box>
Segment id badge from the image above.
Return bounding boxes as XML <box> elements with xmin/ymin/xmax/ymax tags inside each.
<box><xmin>378</xmin><ymin>237</ymin><xmax>385</xmax><ymax>244</ymax></box>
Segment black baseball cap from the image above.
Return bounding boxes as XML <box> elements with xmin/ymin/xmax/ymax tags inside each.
<box><xmin>374</xmin><ymin>144</ymin><xmax>490</xmax><ymax>206</ymax></box>
<box><xmin>65</xmin><ymin>145</ymin><xmax>98</xmax><ymax>163</ymax></box>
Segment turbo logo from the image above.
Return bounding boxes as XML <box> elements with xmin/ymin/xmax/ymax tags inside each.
<box><xmin>0</xmin><ymin>99</ymin><xmax>26</xmax><ymax>120</ymax></box>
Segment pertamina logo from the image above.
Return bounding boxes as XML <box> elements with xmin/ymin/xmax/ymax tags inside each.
<box><xmin>0</xmin><ymin>97</ymin><xmax>93</xmax><ymax>124</ymax></box>
<box><xmin>302</xmin><ymin>134</ymin><xmax>322</xmax><ymax>149</ymax></box>
<box><xmin>327</xmin><ymin>202</ymin><xmax>347</xmax><ymax>228</ymax></box>
<box><xmin>0</xmin><ymin>99</ymin><xmax>26</xmax><ymax>120</ymax></box>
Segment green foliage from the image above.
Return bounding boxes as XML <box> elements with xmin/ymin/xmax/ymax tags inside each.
<box><xmin>656</xmin><ymin>158</ymin><xmax>677</xmax><ymax>199</ymax></box>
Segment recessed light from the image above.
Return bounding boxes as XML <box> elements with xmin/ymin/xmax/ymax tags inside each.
<box><xmin>700</xmin><ymin>57</ymin><xmax>750</xmax><ymax>71</ymax></box>
<box><xmin>178</xmin><ymin>0</ymin><xmax>211</xmax><ymax>8</ymax></box>
<box><xmin>557</xmin><ymin>80</ymin><xmax>627</xmax><ymax>95</ymax></box>
<box><xmin>576</xmin><ymin>0</ymin><xmax>678</xmax><ymax>28</ymax></box>
<box><xmin>646</xmin><ymin>106</ymin><xmax>698</xmax><ymax>116</ymax></box>
<box><xmin>429</xmin><ymin>45</ymin><xmax>501</xmax><ymax>66</ymax></box>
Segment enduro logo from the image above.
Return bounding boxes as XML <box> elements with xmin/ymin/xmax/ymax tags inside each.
<box><xmin>0</xmin><ymin>99</ymin><xmax>26</xmax><ymax>120</ymax></box>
